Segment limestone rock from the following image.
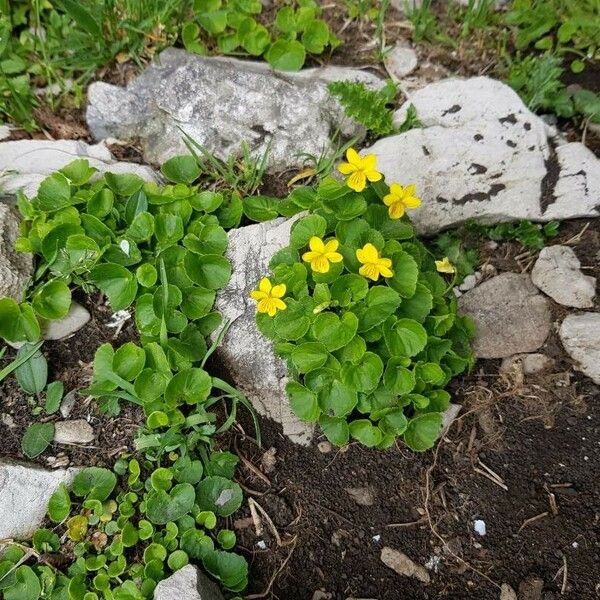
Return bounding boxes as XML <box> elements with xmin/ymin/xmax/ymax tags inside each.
<box><xmin>43</xmin><ymin>302</ymin><xmax>91</xmax><ymax>340</ymax></box>
<box><xmin>441</xmin><ymin>403</ymin><xmax>461</xmax><ymax>433</ymax></box>
<box><xmin>500</xmin><ymin>583</ymin><xmax>518</xmax><ymax>600</ymax></box>
<box><xmin>500</xmin><ymin>353</ymin><xmax>555</xmax><ymax>375</ymax></box>
<box><xmin>384</xmin><ymin>45</ymin><xmax>418</xmax><ymax>81</ymax></box>
<box><xmin>154</xmin><ymin>565</ymin><xmax>224</xmax><ymax>600</ymax></box>
<box><xmin>214</xmin><ymin>217</ymin><xmax>314</xmax><ymax>445</ymax></box>
<box><xmin>345</xmin><ymin>486</ymin><xmax>376</xmax><ymax>506</ymax></box>
<box><xmin>559</xmin><ymin>312</ymin><xmax>600</xmax><ymax>384</ymax></box>
<box><xmin>0</xmin><ymin>203</ymin><xmax>32</xmax><ymax>301</ymax></box>
<box><xmin>0</xmin><ymin>139</ymin><xmax>157</xmax><ymax>200</ymax></box>
<box><xmin>86</xmin><ymin>48</ymin><xmax>383</xmax><ymax>169</ymax></box>
<box><xmin>365</xmin><ymin>77</ymin><xmax>600</xmax><ymax>234</ymax></box>
<box><xmin>458</xmin><ymin>273</ymin><xmax>552</xmax><ymax>358</ymax></box>
<box><xmin>380</xmin><ymin>547</ymin><xmax>430</xmax><ymax>584</ymax></box>
<box><xmin>0</xmin><ymin>459</ymin><xmax>78</xmax><ymax>540</ymax></box>
<box><xmin>531</xmin><ymin>245</ymin><xmax>596</xmax><ymax>308</ymax></box>
<box><xmin>53</xmin><ymin>420</ymin><xmax>95</xmax><ymax>445</ymax></box>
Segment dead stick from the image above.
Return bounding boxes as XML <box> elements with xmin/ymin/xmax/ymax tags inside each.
<box><xmin>518</xmin><ymin>511</ymin><xmax>549</xmax><ymax>533</ymax></box>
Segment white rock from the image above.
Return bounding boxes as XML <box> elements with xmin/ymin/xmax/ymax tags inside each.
<box><xmin>500</xmin><ymin>583</ymin><xmax>518</xmax><ymax>600</ymax></box>
<box><xmin>458</xmin><ymin>273</ymin><xmax>479</xmax><ymax>292</ymax></box>
<box><xmin>458</xmin><ymin>273</ymin><xmax>552</xmax><ymax>358</ymax></box>
<box><xmin>0</xmin><ymin>139</ymin><xmax>158</xmax><ymax>200</ymax></box>
<box><xmin>365</xmin><ymin>77</ymin><xmax>600</xmax><ymax>234</ymax></box>
<box><xmin>381</xmin><ymin>547</ymin><xmax>431</xmax><ymax>583</ymax></box>
<box><xmin>86</xmin><ymin>48</ymin><xmax>384</xmax><ymax>170</ymax></box>
<box><xmin>531</xmin><ymin>245</ymin><xmax>596</xmax><ymax>308</ymax></box>
<box><xmin>0</xmin><ymin>203</ymin><xmax>33</xmax><ymax>301</ymax></box>
<box><xmin>474</xmin><ymin>519</ymin><xmax>487</xmax><ymax>536</ymax></box>
<box><xmin>59</xmin><ymin>390</ymin><xmax>78</xmax><ymax>418</ymax></box>
<box><xmin>214</xmin><ymin>217</ymin><xmax>314</xmax><ymax>445</ymax></box>
<box><xmin>0</xmin><ymin>459</ymin><xmax>79</xmax><ymax>540</ymax></box>
<box><xmin>53</xmin><ymin>419</ymin><xmax>95</xmax><ymax>445</ymax></box>
<box><xmin>441</xmin><ymin>403</ymin><xmax>461</xmax><ymax>433</ymax></box>
<box><xmin>500</xmin><ymin>353</ymin><xmax>555</xmax><ymax>375</ymax></box>
<box><xmin>559</xmin><ymin>313</ymin><xmax>600</xmax><ymax>384</ymax></box>
<box><xmin>384</xmin><ymin>45</ymin><xmax>418</xmax><ymax>81</ymax></box>
<box><xmin>0</xmin><ymin>125</ymin><xmax>10</xmax><ymax>141</ymax></box>
<box><xmin>43</xmin><ymin>302</ymin><xmax>91</xmax><ymax>340</ymax></box>
<box><xmin>154</xmin><ymin>565</ymin><xmax>224</xmax><ymax>600</ymax></box>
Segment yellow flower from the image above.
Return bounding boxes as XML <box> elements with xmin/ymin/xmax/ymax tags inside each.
<box><xmin>383</xmin><ymin>183</ymin><xmax>422</xmax><ymax>219</ymax></box>
<box><xmin>250</xmin><ymin>277</ymin><xmax>287</xmax><ymax>317</ymax></box>
<box><xmin>435</xmin><ymin>257</ymin><xmax>456</xmax><ymax>274</ymax></box>
<box><xmin>337</xmin><ymin>148</ymin><xmax>383</xmax><ymax>192</ymax></box>
<box><xmin>356</xmin><ymin>243</ymin><xmax>393</xmax><ymax>281</ymax></box>
<box><xmin>302</xmin><ymin>236</ymin><xmax>343</xmax><ymax>274</ymax></box>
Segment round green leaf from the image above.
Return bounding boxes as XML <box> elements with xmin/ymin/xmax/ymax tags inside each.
<box><xmin>161</xmin><ymin>155</ymin><xmax>201</xmax><ymax>184</ymax></box>
<box><xmin>384</xmin><ymin>318</ymin><xmax>428</xmax><ymax>357</ymax></box>
<box><xmin>196</xmin><ymin>476</ymin><xmax>243</xmax><ymax>517</ymax></box>
<box><xmin>15</xmin><ymin>344</ymin><xmax>48</xmax><ymax>394</ymax></box>
<box><xmin>21</xmin><ymin>422</ymin><xmax>54</xmax><ymax>459</ymax></box>
<box><xmin>32</xmin><ymin>280</ymin><xmax>72</xmax><ymax>320</ymax></box>
<box><xmin>72</xmin><ymin>467</ymin><xmax>117</xmax><ymax>501</ymax></box>
<box><xmin>146</xmin><ymin>483</ymin><xmax>195</xmax><ymax>525</ymax></box>
<box><xmin>184</xmin><ymin>253</ymin><xmax>231</xmax><ymax>290</ymax></box>
<box><xmin>291</xmin><ymin>342</ymin><xmax>329</xmax><ymax>373</ymax></box>
<box><xmin>318</xmin><ymin>414</ymin><xmax>349</xmax><ymax>446</ymax></box>
<box><xmin>349</xmin><ymin>419</ymin><xmax>383</xmax><ymax>448</ymax></box>
<box><xmin>311</xmin><ymin>312</ymin><xmax>358</xmax><ymax>351</ymax></box>
<box><xmin>341</xmin><ymin>352</ymin><xmax>383</xmax><ymax>393</ymax></box>
<box><xmin>404</xmin><ymin>413</ymin><xmax>443</xmax><ymax>452</ymax></box>
<box><xmin>89</xmin><ymin>263</ymin><xmax>138</xmax><ymax>311</ymax></box>
<box><xmin>289</xmin><ymin>214</ymin><xmax>327</xmax><ymax>249</ymax></box>
<box><xmin>113</xmin><ymin>342</ymin><xmax>146</xmax><ymax>381</ymax></box>
<box><xmin>383</xmin><ymin>358</ymin><xmax>416</xmax><ymax>395</ymax></box>
<box><xmin>319</xmin><ymin>379</ymin><xmax>357</xmax><ymax>418</ymax></box>
<box><xmin>165</xmin><ymin>368</ymin><xmax>212</xmax><ymax>406</ymax></box>
<box><xmin>3</xmin><ymin>565</ymin><xmax>41</xmax><ymax>600</ymax></box>
<box><xmin>286</xmin><ymin>381</ymin><xmax>320</xmax><ymax>422</ymax></box>
<box><xmin>387</xmin><ymin>251</ymin><xmax>418</xmax><ymax>298</ymax></box>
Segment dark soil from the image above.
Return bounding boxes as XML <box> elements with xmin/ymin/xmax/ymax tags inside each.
<box><xmin>0</xmin><ymin>292</ymin><xmax>142</xmax><ymax>469</ymax></box>
<box><xmin>228</xmin><ymin>218</ymin><xmax>600</xmax><ymax>600</ymax></box>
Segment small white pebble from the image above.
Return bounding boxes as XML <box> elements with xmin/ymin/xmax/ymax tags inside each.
<box><xmin>584</xmin><ymin>456</ymin><xmax>589</xmax><ymax>461</ymax></box>
<box><xmin>474</xmin><ymin>520</ymin><xmax>487</xmax><ymax>536</ymax></box>
<box><xmin>372</xmin><ymin>534</ymin><xmax>381</xmax><ymax>543</ymax></box>
<box><xmin>572</xmin><ymin>542</ymin><xmax>579</xmax><ymax>548</ymax></box>
<box><xmin>256</xmin><ymin>540</ymin><xmax>267</xmax><ymax>550</ymax></box>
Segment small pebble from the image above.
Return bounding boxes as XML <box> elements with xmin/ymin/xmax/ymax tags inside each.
<box><xmin>318</xmin><ymin>441</ymin><xmax>332</xmax><ymax>453</ymax></box>
<box><xmin>474</xmin><ymin>519</ymin><xmax>487</xmax><ymax>536</ymax></box>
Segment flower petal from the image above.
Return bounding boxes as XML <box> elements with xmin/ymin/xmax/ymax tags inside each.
<box><xmin>365</xmin><ymin>169</ymin><xmax>383</xmax><ymax>182</ymax></box>
<box><xmin>302</xmin><ymin>251</ymin><xmax>320</xmax><ymax>263</ymax></box>
<box><xmin>337</xmin><ymin>161</ymin><xmax>357</xmax><ymax>175</ymax></box>
<box><xmin>403</xmin><ymin>195</ymin><xmax>422</xmax><ymax>209</ymax></box>
<box><xmin>346</xmin><ymin>147</ymin><xmax>361</xmax><ymax>166</ymax></box>
<box><xmin>377</xmin><ymin>257</ymin><xmax>392</xmax><ymax>269</ymax></box>
<box><xmin>271</xmin><ymin>283</ymin><xmax>287</xmax><ymax>298</ymax></box>
<box><xmin>347</xmin><ymin>171</ymin><xmax>367</xmax><ymax>192</ymax></box>
<box><xmin>326</xmin><ymin>251</ymin><xmax>343</xmax><ymax>263</ymax></box>
<box><xmin>359</xmin><ymin>263</ymin><xmax>380</xmax><ymax>281</ymax></box>
<box><xmin>257</xmin><ymin>298</ymin><xmax>272</xmax><ymax>314</ymax></box>
<box><xmin>272</xmin><ymin>298</ymin><xmax>287</xmax><ymax>311</ymax></box>
<box><xmin>383</xmin><ymin>193</ymin><xmax>397</xmax><ymax>207</ymax></box>
<box><xmin>388</xmin><ymin>201</ymin><xmax>405</xmax><ymax>220</ymax></box>
<box><xmin>361</xmin><ymin>154</ymin><xmax>378</xmax><ymax>171</ymax></box>
<box><xmin>259</xmin><ymin>277</ymin><xmax>272</xmax><ymax>293</ymax></box>
<box><xmin>309</xmin><ymin>236</ymin><xmax>325</xmax><ymax>253</ymax></box>
<box><xmin>323</xmin><ymin>239</ymin><xmax>339</xmax><ymax>253</ymax></box>
<box><xmin>405</xmin><ymin>184</ymin><xmax>416</xmax><ymax>196</ymax></box>
<box><xmin>250</xmin><ymin>290</ymin><xmax>268</xmax><ymax>301</ymax></box>
<box><xmin>379</xmin><ymin>264</ymin><xmax>394</xmax><ymax>278</ymax></box>
<box><xmin>311</xmin><ymin>256</ymin><xmax>330</xmax><ymax>273</ymax></box>
<box><xmin>361</xmin><ymin>243</ymin><xmax>380</xmax><ymax>262</ymax></box>
<box><xmin>389</xmin><ymin>183</ymin><xmax>404</xmax><ymax>196</ymax></box>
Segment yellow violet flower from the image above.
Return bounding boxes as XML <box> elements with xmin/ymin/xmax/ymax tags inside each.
<box><xmin>356</xmin><ymin>243</ymin><xmax>393</xmax><ymax>281</ymax></box>
<box><xmin>383</xmin><ymin>183</ymin><xmax>422</xmax><ymax>219</ymax></box>
<box><xmin>302</xmin><ymin>236</ymin><xmax>343</xmax><ymax>274</ymax></box>
<box><xmin>337</xmin><ymin>148</ymin><xmax>382</xmax><ymax>192</ymax></box>
<box><xmin>250</xmin><ymin>277</ymin><xmax>287</xmax><ymax>317</ymax></box>
<box><xmin>435</xmin><ymin>257</ymin><xmax>456</xmax><ymax>274</ymax></box>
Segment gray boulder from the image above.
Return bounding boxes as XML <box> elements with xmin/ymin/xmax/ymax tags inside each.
<box><xmin>0</xmin><ymin>460</ymin><xmax>79</xmax><ymax>540</ymax></box>
<box><xmin>214</xmin><ymin>217</ymin><xmax>314</xmax><ymax>446</ymax></box>
<box><xmin>365</xmin><ymin>77</ymin><xmax>600</xmax><ymax>234</ymax></box>
<box><xmin>458</xmin><ymin>273</ymin><xmax>552</xmax><ymax>359</ymax></box>
<box><xmin>559</xmin><ymin>312</ymin><xmax>600</xmax><ymax>384</ymax></box>
<box><xmin>0</xmin><ymin>203</ymin><xmax>32</xmax><ymax>301</ymax></box>
<box><xmin>86</xmin><ymin>48</ymin><xmax>384</xmax><ymax>169</ymax></box>
<box><xmin>154</xmin><ymin>565</ymin><xmax>224</xmax><ymax>600</ymax></box>
<box><xmin>531</xmin><ymin>245</ymin><xmax>596</xmax><ymax>308</ymax></box>
<box><xmin>0</xmin><ymin>139</ymin><xmax>157</xmax><ymax>200</ymax></box>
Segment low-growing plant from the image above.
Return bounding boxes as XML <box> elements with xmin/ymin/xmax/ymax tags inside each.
<box><xmin>182</xmin><ymin>0</ymin><xmax>341</xmax><ymax>71</ymax></box>
<box><xmin>251</xmin><ymin>149</ymin><xmax>475</xmax><ymax>451</ymax></box>
<box><xmin>0</xmin><ymin>460</ymin><xmax>248</xmax><ymax>599</ymax></box>
<box><xmin>468</xmin><ymin>218</ymin><xmax>560</xmax><ymax>251</ymax></box>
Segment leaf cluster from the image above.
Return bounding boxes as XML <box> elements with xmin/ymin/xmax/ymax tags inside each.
<box><xmin>0</xmin><ymin>459</ymin><xmax>247</xmax><ymax>599</ymax></box>
<box><xmin>255</xmin><ymin>176</ymin><xmax>475</xmax><ymax>451</ymax></box>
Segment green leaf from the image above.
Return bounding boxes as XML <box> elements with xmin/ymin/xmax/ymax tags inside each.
<box><xmin>89</xmin><ymin>263</ymin><xmax>138</xmax><ymax>311</ymax></box>
<box><xmin>318</xmin><ymin>414</ymin><xmax>349</xmax><ymax>446</ymax></box>
<box><xmin>32</xmin><ymin>280</ymin><xmax>71</xmax><ymax>320</ymax></box>
<box><xmin>291</xmin><ymin>342</ymin><xmax>329</xmax><ymax>373</ymax></box>
<box><xmin>146</xmin><ymin>483</ymin><xmax>196</xmax><ymax>524</ymax></box>
<box><xmin>383</xmin><ymin>358</ymin><xmax>415</xmax><ymax>395</ymax></box>
<box><xmin>161</xmin><ymin>155</ymin><xmax>201</xmax><ymax>184</ymax></box>
<box><xmin>286</xmin><ymin>381</ymin><xmax>320</xmax><ymax>421</ymax></box>
<box><xmin>329</xmin><ymin>274</ymin><xmax>369</xmax><ymax>307</ymax></box>
<box><xmin>388</xmin><ymin>251</ymin><xmax>418</xmax><ymax>297</ymax></box>
<box><xmin>384</xmin><ymin>318</ymin><xmax>428</xmax><ymax>357</ymax></box>
<box><xmin>198</xmin><ymin>10</ymin><xmax>228</xmax><ymax>34</ymax></box>
<box><xmin>60</xmin><ymin>159</ymin><xmax>97</xmax><ymax>186</ymax></box>
<box><xmin>184</xmin><ymin>253</ymin><xmax>231</xmax><ymax>289</ymax></box>
<box><xmin>275</xmin><ymin>6</ymin><xmax>297</xmax><ymax>32</ymax></box>
<box><xmin>302</xmin><ymin>19</ymin><xmax>329</xmax><ymax>53</ymax></box>
<box><xmin>136</xmin><ymin>263</ymin><xmax>158</xmax><ymax>287</ymax></box>
<box><xmin>196</xmin><ymin>476</ymin><xmax>243</xmax><ymax>517</ymax></box>
<box><xmin>242</xmin><ymin>25</ymin><xmax>271</xmax><ymax>55</ymax></box>
<box><xmin>349</xmin><ymin>419</ymin><xmax>382</xmax><ymax>448</ymax></box>
<box><xmin>311</xmin><ymin>312</ymin><xmax>358</xmax><ymax>351</ymax></box>
<box><xmin>45</xmin><ymin>380</ymin><xmax>64</xmax><ymax>414</ymax></box>
<box><xmin>319</xmin><ymin>379</ymin><xmax>357</xmax><ymax>418</ymax></box>
<box><xmin>15</xmin><ymin>344</ymin><xmax>48</xmax><ymax>394</ymax></box>
<box><xmin>21</xmin><ymin>422</ymin><xmax>55</xmax><ymax>459</ymax></box>
<box><xmin>242</xmin><ymin>196</ymin><xmax>279</xmax><ymax>222</ymax></box>
<box><xmin>202</xmin><ymin>550</ymin><xmax>248</xmax><ymax>592</ymax></box>
<box><xmin>355</xmin><ymin>286</ymin><xmax>401</xmax><ymax>332</ymax></box>
<box><xmin>180</xmin><ymin>287</ymin><xmax>216</xmax><ymax>320</ymax></box>
<box><xmin>155</xmin><ymin>214</ymin><xmax>184</xmax><ymax>248</ymax></box>
<box><xmin>104</xmin><ymin>172</ymin><xmax>144</xmax><ymax>196</ymax></box>
<box><xmin>48</xmin><ymin>483</ymin><xmax>71</xmax><ymax>523</ymax></box>
<box><xmin>72</xmin><ymin>467</ymin><xmax>117</xmax><ymax>501</ymax></box>
<box><xmin>266</xmin><ymin>39</ymin><xmax>306</xmax><ymax>71</ymax></box>
<box><xmin>54</xmin><ymin>0</ymin><xmax>101</xmax><ymax>36</ymax></box>
<box><xmin>404</xmin><ymin>413</ymin><xmax>443</xmax><ymax>452</ymax></box>
<box><xmin>34</xmin><ymin>172</ymin><xmax>71</xmax><ymax>212</ymax></box>
<box><xmin>289</xmin><ymin>214</ymin><xmax>327</xmax><ymax>249</ymax></box>
<box><xmin>180</xmin><ymin>529</ymin><xmax>215</xmax><ymax>560</ymax></box>
<box><xmin>341</xmin><ymin>351</ymin><xmax>383</xmax><ymax>393</ymax></box>
<box><xmin>3</xmin><ymin>565</ymin><xmax>41</xmax><ymax>600</ymax></box>
<box><xmin>165</xmin><ymin>368</ymin><xmax>212</xmax><ymax>405</ymax></box>
<box><xmin>113</xmin><ymin>342</ymin><xmax>145</xmax><ymax>381</ymax></box>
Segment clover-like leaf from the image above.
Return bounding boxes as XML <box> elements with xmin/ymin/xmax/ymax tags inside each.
<box><xmin>196</xmin><ymin>476</ymin><xmax>243</xmax><ymax>517</ymax></box>
<box><xmin>146</xmin><ymin>483</ymin><xmax>195</xmax><ymax>525</ymax></box>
